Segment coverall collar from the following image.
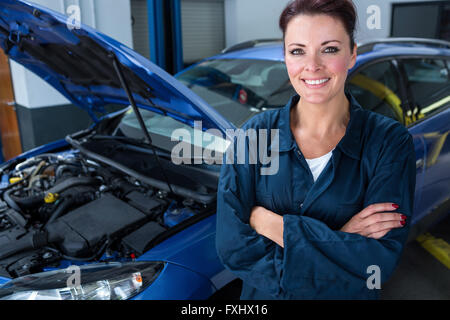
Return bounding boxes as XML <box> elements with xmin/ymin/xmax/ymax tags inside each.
<box><xmin>278</xmin><ymin>92</ymin><xmax>364</xmax><ymax>160</ymax></box>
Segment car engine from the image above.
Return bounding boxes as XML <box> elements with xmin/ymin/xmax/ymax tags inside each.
<box><xmin>0</xmin><ymin>148</ymin><xmax>214</xmax><ymax>278</ymax></box>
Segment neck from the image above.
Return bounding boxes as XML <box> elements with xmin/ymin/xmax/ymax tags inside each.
<box><xmin>293</xmin><ymin>92</ymin><xmax>350</xmax><ymax>138</ymax></box>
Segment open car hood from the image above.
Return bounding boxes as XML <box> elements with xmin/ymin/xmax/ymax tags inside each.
<box><xmin>0</xmin><ymin>0</ymin><xmax>234</xmax><ymax>132</ymax></box>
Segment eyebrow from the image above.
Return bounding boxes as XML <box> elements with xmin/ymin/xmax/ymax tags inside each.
<box><xmin>288</xmin><ymin>40</ymin><xmax>342</xmax><ymax>47</ymax></box>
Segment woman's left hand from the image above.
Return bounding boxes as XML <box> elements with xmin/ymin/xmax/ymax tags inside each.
<box><xmin>250</xmin><ymin>206</ymin><xmax>284</xmax><ymax>247</ymax></box>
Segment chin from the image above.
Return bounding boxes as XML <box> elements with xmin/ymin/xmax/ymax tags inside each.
<box><xmin>297</xmin><ymin>85</ymin><xmax>345</xmax><ymax>105</ymax></box>
<box><xmin>298</xmin><ymin>91</ymin><xmax>333</xmax><ymax>105</ymax></box>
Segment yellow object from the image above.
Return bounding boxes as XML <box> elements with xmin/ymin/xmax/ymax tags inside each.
<box><xmin>416</xmin><ymin>233</ymin><xmax>450</xmax><ymax>269</ymax></box>
<box><xmin>427</xmin><ymin>131</ymin><xmax>449</xmax><ymax>168</ymax></box>
<box><xmin>349</xmin><ymin>74</ymin><xmax>404</xmax><ymax>123</ymax></box>
<box><xmin>421</xmin><ymin>95</ymin><xmax>450</xmax><ymax>115</ymax></box>
<box><xmin>44</xmin><ymin>193</ymin><xmax>59</xmax><ymax>204</ymax></box>
<box><xmin>9</xmin><ymin>177</ymin><xmax>22</xmax><ymax>184</ymax></box>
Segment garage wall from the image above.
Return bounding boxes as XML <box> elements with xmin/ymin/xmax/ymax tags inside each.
<box><xmin>352</xmin><ymin>0</ymin><xmax>444</xmax><ymax>42</ymax></box>
<box><xmin>224</xmin><ymin>0</ymin><xmax>289</xmax><ymax>48</ymax></box>
<box><xmin>223</xmin><ymin>0</ymin><xmax>442</xmax><ymax>48</ymax></box>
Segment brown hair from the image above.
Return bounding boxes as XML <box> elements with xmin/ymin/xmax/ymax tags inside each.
<box><xmin>279</xmin><ymin>0</ymin><xmax>357</xmax><ymax>51</ymax></box>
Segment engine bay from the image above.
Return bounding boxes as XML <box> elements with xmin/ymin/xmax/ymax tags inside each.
<box><xmin>0</xmin><ymin>136</ymin><xmax>217</xmax><ymax>279</ymax></box>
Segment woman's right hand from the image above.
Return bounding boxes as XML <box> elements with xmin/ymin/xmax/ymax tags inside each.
<box><xmin>339</xmin><ymin>203</ymin><xmax>407</xmax><ymax>239</ymax></box>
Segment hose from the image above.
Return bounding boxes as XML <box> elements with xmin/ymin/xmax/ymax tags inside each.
<box><xmin>43</xmin><ymin>197</ymin><xmax>73</xmax><ymax>228</ymax></box>
<box><xmin>3</xmin><ymin>189</ymin><xmax>24</xmax><ymax>214</ymax></box>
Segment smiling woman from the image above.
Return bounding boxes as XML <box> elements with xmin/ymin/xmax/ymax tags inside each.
<box><xmin>216</xmin><ymin>0</ymin><xmax>416</xmax><ymax>300</ymax></box>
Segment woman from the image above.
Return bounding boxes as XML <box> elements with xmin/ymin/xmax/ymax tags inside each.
<box><xmin>216</xmin><ymin>0</ymin><xmax>416</xmax><ymax>300</ymax></box>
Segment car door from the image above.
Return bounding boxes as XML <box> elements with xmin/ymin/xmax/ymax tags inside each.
<box><xmin>346</xmin><ymin>59</ymin><xmax>426</xmax><ymax>222</ymax></box>
<box><xmin>397</xmin><ymin>56</ymin><xmax>450</xmax><ymax>225</ymax></box>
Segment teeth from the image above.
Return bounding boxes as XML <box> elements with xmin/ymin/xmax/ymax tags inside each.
<box><xmin>304</xmin><ymin>78</ymin><xmax>329</xmax><ymax>85</ymax></box>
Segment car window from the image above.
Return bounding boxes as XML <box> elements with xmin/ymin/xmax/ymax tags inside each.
<box><xmin>346</xmin><ymin>61</ymin><xmax>405</xmax><ymax>124</ymax></box>
<box><xmin>401</xmin><ymin>58</ymin><xmax>450</xmax><ymax>124</ymax></box>
<box><xmin>176</xmin><ymin>59</ymin><xmax>295</xmax><ymax>127</ymax></box>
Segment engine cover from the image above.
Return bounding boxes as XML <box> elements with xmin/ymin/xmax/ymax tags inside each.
<box><xmin>47</xmin><ymin>193</ymin><xmax>148</xmax><ymax>256</ymax></box>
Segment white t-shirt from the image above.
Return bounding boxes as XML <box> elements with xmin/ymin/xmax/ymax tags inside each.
<box><xmin>305</xmin><ymin>148</ymin><xmax>335</xmax><ymax>182</ymax></box>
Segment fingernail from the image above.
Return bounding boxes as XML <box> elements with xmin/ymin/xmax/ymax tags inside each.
<box><xmin>392</xmin><ymin>204</ymin><xmax>399</xmax><ymax>209</ymax></box>
<box><xmin>400</xmin><ymin>220</ymin><xmax>406</xmax><ymax>226</ymax></box>
<box><xmin>401</xmin><ymin>215</ymin><xmax>407</xmax><ymax>220</ymax></box>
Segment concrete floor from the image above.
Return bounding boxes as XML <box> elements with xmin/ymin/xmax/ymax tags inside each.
<box><xmin>381</xmin><ymin>215</ymin><xmax>450</xmax><ymax>300</ymax></box>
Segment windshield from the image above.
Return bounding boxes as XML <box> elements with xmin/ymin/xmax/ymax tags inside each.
<box><xmin>175</xmin><ymin>59</ymin><xmax>295</xmax><ymax>127</ymax></box>
<box><xmin>115</xmin><ymin>108</ymin><xmax>229</xmax><ymax>155</ymax></box>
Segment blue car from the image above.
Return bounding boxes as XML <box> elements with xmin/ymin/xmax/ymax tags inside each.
<box><xmin>0</xmin><ymin>0</ymin><xmax>449</xmax><ymax>300</ymax></box>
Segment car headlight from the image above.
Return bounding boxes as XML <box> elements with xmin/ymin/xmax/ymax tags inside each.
<box><xmin>0</xmin><ymin>261</ymin><xmax>165</xmax><ymax>300</ymax></box>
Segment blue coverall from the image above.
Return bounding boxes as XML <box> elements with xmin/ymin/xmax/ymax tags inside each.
<box><xmin>216</xmin><ymin>92</ymin><xmax>416</xmax><ymax>299</ymax></box>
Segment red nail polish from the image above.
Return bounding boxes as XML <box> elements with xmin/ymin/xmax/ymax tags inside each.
<box><xmin>401</xmin><ymin>215</ymin><xmax>407</xmax><ymax>220</ymax></box>
<box><xmin>400</xmin><ymin>220</ymin><xmax>406</xmax><ymax>226</ymax></box>
<box><xmin>392</xmin><ymin>204</ymin><xmax>399</xmax><ymax>209</ymax></box>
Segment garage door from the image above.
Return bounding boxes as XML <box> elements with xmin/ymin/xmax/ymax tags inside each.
<box><xmin>181</xmin><ymin>0</ymin><xmax>225</xmax><ymax>64</ymax></box>
<box><xmin>131</xmin><ymin>0</ymin><xmax>151</xmax><ymax>60</ymax></box>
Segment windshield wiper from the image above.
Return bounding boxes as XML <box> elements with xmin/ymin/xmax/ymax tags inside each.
<box><xmin>109</xmin><ymin>52</ymin><xmax>175</xmax><ymax>196</ymax></box>
<box><xmin>91</xmin><ymin>135</ymin><xmax>174</xmax><ymax>159</ymax></box>
<box><xmin>91</xmin><ymin>134</ymin><xmax>146</xmax><ymax>144</ymax></box>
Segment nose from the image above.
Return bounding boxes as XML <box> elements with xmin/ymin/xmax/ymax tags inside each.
<box><xmin>304</xmin><ymin>53</ymin><xmax>322</xmax><ymax>72</ymax></box>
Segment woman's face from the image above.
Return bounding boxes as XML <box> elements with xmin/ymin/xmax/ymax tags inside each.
<box><xmin>284</xmin><ymin>14</ymin><xmax>357</xmax><ymax>105</ymax></box>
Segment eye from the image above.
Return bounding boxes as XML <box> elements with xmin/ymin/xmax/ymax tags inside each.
<box><xmin>323</xmin><ymin>46</ymin><xmax>340</xmax><ymax>54</ymax></box>
<box><xmin>290</xmin><ymin>48</ymin><xmax>304</xmax><ymax>56</ymax></box>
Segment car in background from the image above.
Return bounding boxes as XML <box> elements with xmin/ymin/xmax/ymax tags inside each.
<box><xmin>0</xmin><ymin>0</ymin><xmax>448</xmax><ymax>300</ymax></box>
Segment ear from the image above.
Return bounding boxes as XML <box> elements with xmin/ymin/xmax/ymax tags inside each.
<box><xmin>348</xmin><ymin>44</ymin><xmax>357</xmax><ymax>70</ymax></box>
